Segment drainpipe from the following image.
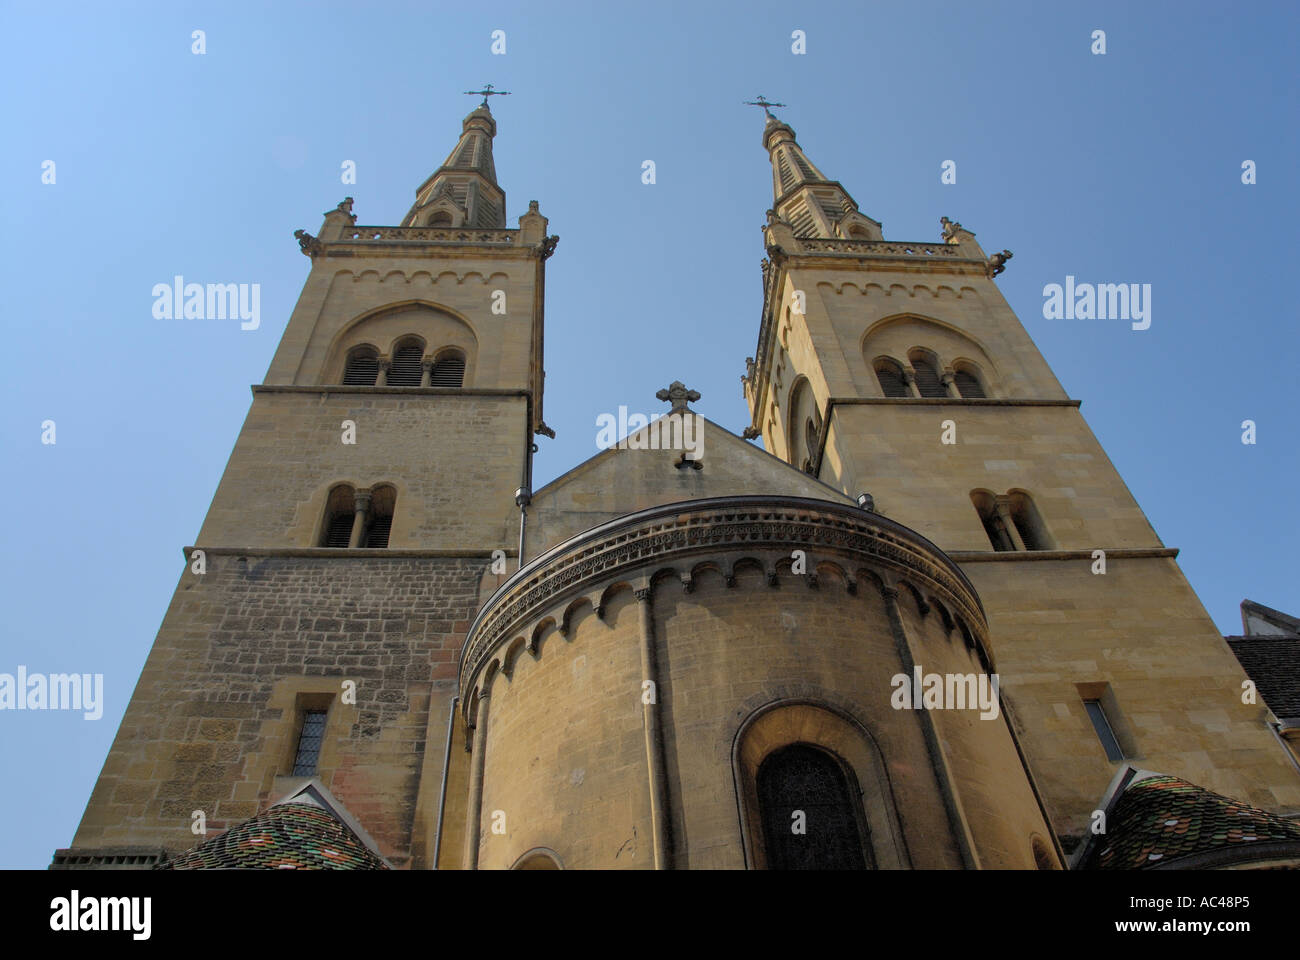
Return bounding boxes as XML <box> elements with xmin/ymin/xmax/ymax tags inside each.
<box><xmin>515</xmin><ymin>486</ymin><xmax>531</xmax><ymax>570</ymax></box>
<box><xmin>431</xmin><ymin>695</ymin><xmax>459</xmax><ymax>869</ymax></box>
<box><xmin>635</xmin><ymin>586</ymin><xmax>671</xmax><ymax>868</ymax></box>
<box><xmin>463</xmin><ymin>691</ymin><xmax>490</xmax><ymax>869</ymax></box>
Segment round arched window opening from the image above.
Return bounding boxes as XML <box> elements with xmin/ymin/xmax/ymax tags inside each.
<box><xmin>757</xmin><ymin>743</ymin><xmax>871</xmax><ymax>870</ymax></box>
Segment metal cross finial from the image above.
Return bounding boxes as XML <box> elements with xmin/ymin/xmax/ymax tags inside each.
<box><xmin>656</xmin><ymin>380</ymin><xmax>701</xmax><ymax>414</ymax></box>
<box><xmin>744</xmin><ymin>95</ymin><xmax>786</xmax><ymax>119</ymax></box>
<box><xmin>464</xmin><ymin>83</ymin><xmax>511</xmax><ymax>107</ymax></box>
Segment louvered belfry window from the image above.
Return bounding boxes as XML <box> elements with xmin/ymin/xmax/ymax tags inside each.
<box><xmin>757</xmin><ymin>744</ymin><xmax>870</xmax><ymax>870</ymax></box>
<box><xmin>292</xmin><ymin>710</ymin><xmax>328</xmax><ymax>776</ymax></box>
<box><xmin>364</xmin><ymin>513</ymin><xmax>392</xmax><ymax>549</ymax></box>
<box><xmin>954</xmin><ymin>370</ymin><xmax>986</xmax><ymax>399</ymax></box>
<box><xmin>875</xmin><ymin>362</ymin><xmax>909</xmax><ymax>398</ymax></box>
<box><xmin>911</xmin><ymin>358</ymin><xmax>946</xmax><ymax>398</ymax></box>
<box><xmin>323</xmin><ymin>512</ymin><xmax>353</xmax><ymax>548</ymax></box>
<box><xmin>342</xmin><ymin>350</ymin><xmax>379</xmax><ymax>386</ymax></box>
<box><xmin>980</xmin><ymin>511</ymin><xmax>1013</xmax><ymax>552</ymax></box>
<box><xmin>388</xmin><ymin>342</ymin><xmax>424</xmax><ymax>386</ymax></box>
<box><xmin>430</xmin><ymin>354</ymin><xmax>466</xmax><ymax>388</ymax></box>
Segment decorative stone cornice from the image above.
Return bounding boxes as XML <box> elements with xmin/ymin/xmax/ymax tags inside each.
<box><xmin>949</xmin><ymin>547</ymin><xmax>1178</xmax><ymax>563</ymax></box>
<box><xmin>250</xmin><ymin>385</ymin><xmax>531</xmax><ymax>399</ymax></box>
<box><xmin>339</xmin><ymin>225</ymin><xmax>515</xmax><ymax>244</ymax></box>
<box><xmin>458</xmin><ymin>496</ymin><xmax>987</xmax><ymax>699</ymax></box>
<box><xmin>180</xmin><ymin>545</ymin><xmax>512</xmax><ymax>560</ymax></box>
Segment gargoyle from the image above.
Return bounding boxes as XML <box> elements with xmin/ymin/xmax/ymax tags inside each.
<box><xmin>986</xmin><ymin>249</ymin><xmax>1013</xmax><ymax>278</ymax></box>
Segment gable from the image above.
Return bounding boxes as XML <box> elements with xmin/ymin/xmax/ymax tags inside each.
<box><xmin>525</xmin><ymin>415</ymin><xmax>854</xmax><ymax>556</ymax></box>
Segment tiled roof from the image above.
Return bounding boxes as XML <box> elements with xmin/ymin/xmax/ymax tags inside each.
<box><xmin>1090</xmin><ymin>774</ymin><xmax>1300</xmax><ymax>870</ymax></box>
<box><xmin>156</xmin><ymin>800</ymin><xmax>389</xmax><ymax>870</ymax></box>
<box><xmin>1227</xmin><ymin>635</ymin><xmax>1300</xmax><ymax>719</ymax></box>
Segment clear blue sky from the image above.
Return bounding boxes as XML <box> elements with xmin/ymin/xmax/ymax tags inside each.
<box><xmin>2</xmin><ymin>1</ymin><xmax>1296</xmax><ymax>868</ymax></box>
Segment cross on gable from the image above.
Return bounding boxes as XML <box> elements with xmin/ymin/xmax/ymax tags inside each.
<box><xmin>656</xmin><ymin>381</ymin><xmax>701</xmax><ymax>414</ymax></box>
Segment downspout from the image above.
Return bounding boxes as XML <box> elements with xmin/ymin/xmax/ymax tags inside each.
<box><xmin>463</xmin><ymin>691</ymin><xmax>490</xmax><ymax>869</ymax></box>
<box><xmin>516</xmin><ymin>487</ymin><xmax>530</xmax><ymax>570</ymax></box>
<box><xmin>635</xmin><ymin>587</ymin><xmax>672</xmax><ymax>868</ymax></box>
<box><xmin>431</xmin><ymin>695</ymin><xmax>459</xmax><ymax>869</ymax></box>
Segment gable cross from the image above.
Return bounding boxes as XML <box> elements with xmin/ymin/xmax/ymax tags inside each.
<box><xmin>656</xmin><ymin>381</ymin><xmax>701</xmax><ymax>414</ymax></box>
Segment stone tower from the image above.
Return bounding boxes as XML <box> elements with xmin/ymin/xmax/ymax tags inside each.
<box><xmin>741</xmin><ymin>109</ymin><xmax>1300</xmax><ymax>851</ymax></box>
<box><xmin>57</xmin><ymin>101</ymin><xmax>555</xmax><ymax>869</ymax></box>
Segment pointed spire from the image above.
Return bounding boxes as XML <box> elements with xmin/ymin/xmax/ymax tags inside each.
<box><xmin>402</xmin><ymin>102</ymin><xmax>506</xmax><ymax>228</ymax></box>
<box><xmin>757</xmin><ymin>107</ymin><xmax>881</xmax><ymax>241</ymax></box>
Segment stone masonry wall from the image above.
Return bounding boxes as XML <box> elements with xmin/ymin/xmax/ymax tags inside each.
<box><xmin>70</xmin><ymin>553</ymin><xmax>485</xmax><ymax>869</ymax></box>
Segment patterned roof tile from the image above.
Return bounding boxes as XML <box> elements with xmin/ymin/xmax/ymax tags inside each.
<box><xmin>1091</xmin><ymin>774</ymin><xmax>1300</xmax><ymax>870</ymax></box>
<box><xmin>156</xmin><ymin>800</ymin><xmax>389</xmax><ymax>870</ymax></box>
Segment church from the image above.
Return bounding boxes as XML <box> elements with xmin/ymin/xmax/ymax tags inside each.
<box><xmin>53</xmin><ymin>96</ymin><xmax>1300</xmax><ymax>870</ymax></box>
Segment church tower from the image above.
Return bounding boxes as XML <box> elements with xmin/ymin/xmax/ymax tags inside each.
<box><xmin>56</xmin><ymin>100</ymin><xmax>555</xmax><ymax>869</ymax></box>
<box><xmin>742</xmin><ymin>108</ymin><xmax>1300</xmax><ymax>850</ymax></box>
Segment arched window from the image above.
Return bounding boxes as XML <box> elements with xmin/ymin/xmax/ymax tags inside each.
<box><xmin>787</xmin><ymin>378</ymin><xmax>818</xmax><ymax>473</ymax></box>
<box><xmin>953</xmin><ymin>366</ymin><xmax>986</xmax><ymax>399</ymax></box>
<box><xmin>970</xmin><ymin>490</ymin><xmax>1014</xmax><ymax>552</ymax></box>
<box><xmin>430</xmin><ymin>351</ymin><xmax>466</xmax><ymax>388</ymax></box>
<box><xmin>342</xmin><ymin>347</ymin><xmax>379</xmax><ymax>386</ymax></box>
<box><xmin>874</xmin><ymin>359</ymin><xmax>909</xmax><ymax>398</ymax></box>
<box><xmin>427</xmin><ymin>211</ymin><xmax>453</xmax><ymax>226</ymax></box>
<box><xmin>320</xmin><ymin>485</ymin><xmax>356</xmax><ymax>548</ymax></box>
<box><xmin>511</xmin><ymin>848</ymin><xmax>563</xmax><ymax>870</ymax></box>
<box><xmin>387</xmin><ymin>339</ymin><xmax>424</xmax><ymax>386</ymax></box>
<box><xmin>971</xmin><ymin>489</ymin><xmax>1053</xmax><ymax>551</ymax></box>
<box><xmin>909</xmin><ymin>352</ymin><xmax>946</xmax><ymax>398</ymax></box>
<box><xmin>1008</xmin><ymin>491</ymin><xmax>1053</xmax><ymax>551</ymax></box>
<box><xmin>757</xmin><ymin>744</ymin><xmax>870</xmax><ymax>870</ymax></box>
<box><xmin>363</xmin><ymin>485</ymin><xmax>396</xmax><ymax>549</ymax></box>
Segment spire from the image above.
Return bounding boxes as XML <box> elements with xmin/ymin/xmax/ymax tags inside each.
<box><xmin>402</xmin><ymin>102</ymin><xmax>506</xmax><ymax>228</ymax></box>
<box><xmin>758</xmin><ymin>107</ymin><xmax>881</xmax><ymax>241</ymax></box>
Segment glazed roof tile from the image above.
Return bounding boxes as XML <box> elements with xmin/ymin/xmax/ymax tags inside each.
<box><xmin>157</xmin><ymin>800</ymin><xmax>388</xmax><ymax>870</ymax></box>
<box><xmin>1091</xmin><ymin>774</ymin><xmax>1300</xmax><ymax>870</ymax></box>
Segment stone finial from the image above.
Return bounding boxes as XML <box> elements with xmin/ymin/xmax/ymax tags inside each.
<box><xmin>655</xmin><ymin>381</ymin><xmax>701</xmax><ymax>414</ymax></box>
<box><xmin>940</xmin><ymin>216</ymin><xmax>961</xmax><ymax>241</ymax></box>
<box><xmin>337</xmin><ymin>197</ymin><xmax>354</xmax><ymax>216</ymax></box>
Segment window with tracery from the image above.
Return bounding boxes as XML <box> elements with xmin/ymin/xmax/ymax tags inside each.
<box><xmin>757</xmin><ymin>744</ymin><xmax>870</xmax><ymax>870</ymax></box>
